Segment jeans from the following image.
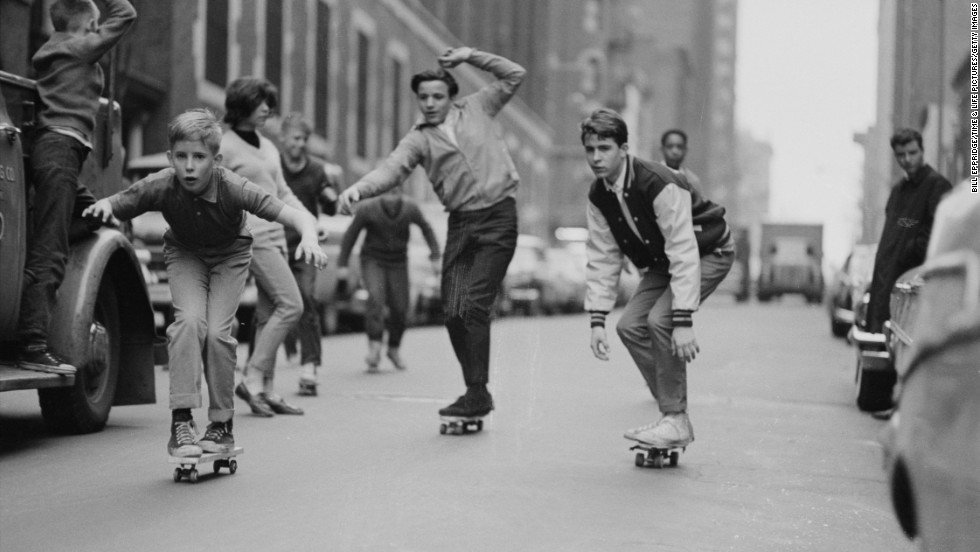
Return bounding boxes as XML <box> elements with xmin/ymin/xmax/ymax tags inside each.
<box><xmin>441</xmin><ymin>198</ymin><xmax>517</xmax><ymax>387</ymax></box>
<box><xmin>246</xmin><ymin>241</ymin><xmax>302</xmax><ymax>390</ymax></box>
<box><xmin>284</xmin><ymin>251</ymin><xmax>322</xmax><ymax>365</ymax></box>
<box><xmin>361</xmin><ymin>257</ymin><xmax>410</xmax><ymax>348</ymax></box>
<box><xmin>615</xmin><ymin>249</ymin><xmax>734</xmax><ymax>414</ymax></box>
<box><xmin>164</xmin><ymin>244</ymin><xmax>251</xmax><ymax>422</ymax></box>
<box><xmin>19</xmin><ymin>131</ymin><xmax>97</xmax><ymax>347</ymax></box>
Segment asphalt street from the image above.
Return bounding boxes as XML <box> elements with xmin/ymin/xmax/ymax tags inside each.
<box><xmin>0</xmin><ymin>298</ymin><xmax>915</xmax><ymax>552</ymax></box>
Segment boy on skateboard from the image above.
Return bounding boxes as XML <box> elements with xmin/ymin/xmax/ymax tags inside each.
<box><xmin>83</xmin><ymin>109</ymin><xmax>326</xmax><ymax>457</ymax></box>
<box><xmin>337</xmin><ymin>47</ymin><xmax>526</xmax><ymax>422</ymax></box>
<box><xmin>579</xmin><ymin>108</ymin><xmax>734</xmax><ymax>451</ymax></box>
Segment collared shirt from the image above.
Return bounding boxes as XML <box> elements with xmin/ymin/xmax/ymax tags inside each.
<box><xmin>604</xmin><ymin>161</ymin><xmax>644</xmax><ymax>241</ymax></box>
<box><xmin>351</xmin><ymin>50</ymin><xmax>526</xmax><ymax>212</ymax></box>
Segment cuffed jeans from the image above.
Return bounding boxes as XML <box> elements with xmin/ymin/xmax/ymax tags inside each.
<box><xmin>361</xmin><ymin>257</ymin><xmax>410</xmax><ymax>348</ymax></box>
<box><xmin>285</xmin><ymin>250</ymin><xmax>322</xmax><ymax>365</ymax></box>
<box><xmin>442</xmin><ymin>198</ymin><xmax>517</xmax><ymax>387</ymax></box>
<box><xmin>246</xmin><ymin>241</ymin><xmax>302</xmax><ymax>390</ymax></box>
<box><xmin>19</xmin><ymin>131</ymin><xmax>98</xmax><ymax>347</ymax></box>
<box><xmin>616</xmin><ymin>249</ymin><xmax>735</xmax><ymax>414</ymax></box>
<box><xmin>165</xmin><ymin>244</ymin><xmax>251</xmax><ymax>422</ymax></box>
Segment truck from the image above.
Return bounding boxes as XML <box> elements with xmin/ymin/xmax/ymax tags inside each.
<box><xmin>0</xmin><ymin>1</ymin><xmax>158</xmax><ymax>434</ymax></box>
<box><xmin>757</xmin><ymin>222</ymin><xmax>824</xmax><ymax>303</ymax></box>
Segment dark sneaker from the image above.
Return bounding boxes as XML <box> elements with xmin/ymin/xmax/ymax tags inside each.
<box><xmin>235</xmin><ymin>382</ymin><xmax>274</xmax><ymax>417</ymax></box>
<box><xmin>264</xmin><ymin>394</ymin><xmax>304</xmax><ymax>415</ymax></box>
<box><xmin>18</xmin><ymin>349</ymin><xmax>76</xmax><ymax>375</ymax></box>
<box><xmin>168</xmin><ymin>420</ymin><xmax>202</xmax><ymax>457</ymax></box>
<box><xmin>198</xmin><ymin>420</ymin><xmax>234</xmax><ymax>453</ymax></box>
<box><xmin>438</xmin><ymin>387</ymin><xmax>494</xmax><ymax>418</ymax></box>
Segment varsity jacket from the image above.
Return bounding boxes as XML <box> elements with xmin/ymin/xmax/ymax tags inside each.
<box><xmin>585</xmin><ymin>155</ymin><xmax>729</xmax><ymax>328</ymax></box>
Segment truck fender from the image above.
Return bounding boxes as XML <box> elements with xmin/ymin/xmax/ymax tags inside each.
<box><xmin>47</xmin><ymin>228</ymin><xmax>157</xmax><ymax>405</ymax></box>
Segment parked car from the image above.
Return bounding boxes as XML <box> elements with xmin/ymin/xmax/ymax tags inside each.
<box><xmin>541</xmin><ymin>244</ymin><xmax>587</xmax><ymax>314</ymax></box>
<box><xmin>826</xmin><ymin>243</ymin><xmax>877</xmax><ymax>338</ymax></box>
<box><xmin>880</xmin><ymin>184</ymin><xmax>980</xmax><ymax>551</ymax></box>
<box><xmin>848</xmin><ymin>265</ymin><xmax>922</xmax><ymax>412</ymax></box>
<box><xmin>499</xmin><ymin>234</ymin><xmax>548</xmax><ymax>316</ymax></box>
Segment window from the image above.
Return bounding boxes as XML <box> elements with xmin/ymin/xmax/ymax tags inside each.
<box><xmin>205</xmin><ymin>0</ymin><xmax>229</xmax><ymax>87</ymax></box>
<box><xmin>355</xmin><ymin>30</ymin><xmax>370</xmax><ymax>158</ymax></box>
<box><xmin>314</xmin><ymin>2</ymin><xmax>331</xmax><ymax>136</ymax></box>
<box><xmin>265</xmin><ymin>1</ymin><xmax>283</xmax><ymax>92</ymax></box>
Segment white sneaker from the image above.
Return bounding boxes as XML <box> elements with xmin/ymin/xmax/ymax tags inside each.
<box><xmin>299</xmin><ymin>362</ymin><xmax>317</xmax><ymax>384</ymax></box>
<box><xmin>631</xmin><ymin>412</ymin><xmax>694</xmax><ymax>448</ymax></box>
<box><xmin>623</xmin><ymin>416</ymin><xmax>664</xmax><ymax>440</ymax></box>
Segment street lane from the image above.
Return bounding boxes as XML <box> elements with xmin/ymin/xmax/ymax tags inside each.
<box><xmin>0</xmin><ymin>299</ymin><xmax>914</xmax><ymax>551</ymax></box>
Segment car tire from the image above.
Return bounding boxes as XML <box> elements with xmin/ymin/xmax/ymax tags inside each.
<box><xmin>854</xmin><ymin>356</ymin><xmax>896</xmax><ymax>412</ymax></box>
<box><xmin>39</xmin><ymin>275</ymin><xmax>121</xmax><ymax>434</ymax></box>
<box><xmin>831</xmin><ymin>319</ymin><xmax>850</xmax><ymax>338</ymax></box>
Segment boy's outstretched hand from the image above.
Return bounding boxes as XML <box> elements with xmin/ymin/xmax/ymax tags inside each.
<box><xmin>81</xmin><ymin>198</ymin><xmax>119</xmax><ymax>225</ymax></box>
<box><xmin>295</xmin><ymin>238</ymin><xmax>328</xmax><ymax>270</ymax></box>
<box><xmin>337</xmin><ymin>186</ymin><xmax>360</xmax><ymax>216</ymax></box>
<box><xmin>590</xmin><ymin>326</ymin><xmax>610</xmax><ymax>361</ymax></box>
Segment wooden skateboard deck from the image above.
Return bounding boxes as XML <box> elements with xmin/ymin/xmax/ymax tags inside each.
<box><xmin>169</xmin><ymin>447</ymin><xmax>244</xmax><ymax>482</ymax></box>
<box><xmin>439</xmin><ymin>416</ymin><xmax>484</xmax><ymax>435</ymax></box>
<box><xmin>630</xmin><ymin>443</ymin><xmax>683</xmax><ymax>468</ymax></box>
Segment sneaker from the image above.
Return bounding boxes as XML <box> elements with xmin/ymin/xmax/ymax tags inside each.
<box><xmin>198</xmin><ymin>420</ymin><xmax>234</xmax><ymax>453</ymax></box>
<box><xmin>18</xmin><ymin>348</ymin><xmax>76</xmax><ymax>375</ymax></box>
<box><xmin>168</xmin><ymin>420</ymin><xmax>202</xmax><ymax>457</ymax></box>
<box><xmin>386</xmin><ymin>348</ymin><xmax>407</xmax><ymax>370</ymax></box>
<box><xmin>631</xmin><ymin>412</ymin><xmax>694</xmax><ymax>448</ymax></box>
<box><xmin>264</xmin><ymin>393</ymin><xmax>304</xmax><ymax>415</ymax></box>
<box><xmin>298</xmin><ymin>363</ymin><xmax>318</xmax><ymax>396</ymax></box>
<box><xmin>438</xmin><ymin>386</ymin><xmax>494</xmax><ymax>418</ymax></box>
<box><xmin>623</xmin><ymin>416</ymin><xmax>665</xmax><ymax>440</ymax></box>
<box><xmin>235</xmin><ymin>382</ymin><xmax>274</xmax><ymax>417</ymax></box>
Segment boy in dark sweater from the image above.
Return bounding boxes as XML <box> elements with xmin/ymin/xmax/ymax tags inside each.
<box><xmin>338</xmin><ymin>189</ymin><xmax>441</xmax><ymax>372</ymax></box>
<box><xmin>17</xmin><ymin>0</ymin><xmax>136</xmax><ymax>374</ymax></box>
<box><xmin>83</xmin><ymin>109</ymin><xmax>327</xmax><ymax>457</ymax></box>
<box><xmin>279</xmin><ymin>113</ymin><xmax>340</xmax><ymax>394</ymax></box>
<box><xmin>866</xmin><ymin>128</ymin><xmax>952</xmax><ymax>332</ymax></box>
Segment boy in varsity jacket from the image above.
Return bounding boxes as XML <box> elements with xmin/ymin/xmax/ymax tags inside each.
<box><xmin>581</xmin><ymin>108</ymin><xmax>734</xmax><ymax>449</ymax></box>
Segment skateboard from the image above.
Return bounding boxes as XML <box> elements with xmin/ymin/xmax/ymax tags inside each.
<box><xmin>298</xmin><ymin>380</ymin><xmax>318</xmax><ymax>396</ymax></box>
<box><xmin>439</xmin><ymin>416</ymin><xmax>484</xmax><ymax>435</ymax></box>
<box><xmin>630</xmin><ymin>443</ymin><xmax>683</xmax><ymax>469</ymax></box>
<box><xmin>169</xmin><ymin>447</ymin><xmax>243</xmax><ymax>483</ymax></box>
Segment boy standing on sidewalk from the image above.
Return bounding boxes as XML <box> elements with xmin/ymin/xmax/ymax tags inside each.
<box><xmin>580</xmin><ymin>108</ymin><xmax>734</xmax><ymax>450</ymax></box>
<box><xmin>17</xmin><ymin>0</ymin><xmax>136</xmax><ymax>374</ymax></box>
<box><xmin>83</xmin><ymin>109</ymin><xmax>326</xmax><ymax>457</ymax></box>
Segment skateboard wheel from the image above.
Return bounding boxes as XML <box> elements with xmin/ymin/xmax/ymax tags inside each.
<box><xmin>189</xmin><ymin>469</ymin><xmax>199</xmax><ymax>483</ymax></box>
<box><xmin>173</xmin><ymin>468</ymin><xmax>182</xmax><ymax>482</ymax></box>
<box><xmin>228</xmin><ymin>459</ymin><xmax>238</xmax><ymax>474</ymax></box>
<box><xmin>651</xmin><ymin>454</ymin><xmax>664</xmax><ymax>469</ymax></box>
<box><xmin>635</xmin><ymin>453</ymin><xmax>645</xmax><ymax>467</ymax></box>
<box><xmin>213</xmin><ymin>460</ymin><xmax>223</xmax><ymax>474</ymax></box>
<box><xmin>475</xmin><ymin>420</ymin><xmax>483</xmax><ymax>431</ymax></box>
<box><xmin>669</xmin><ymin>451</ymin><xmax>679</xmax><ymax>467</ymax></box>
<box><xmin>440</xmin><ymin>423</ymin><xmax>448</xmax><ymax>435</ymax></box>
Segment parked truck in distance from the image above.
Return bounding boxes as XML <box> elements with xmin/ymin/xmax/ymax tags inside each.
<box><xmin>0</xmin><ymin>1</ymin><xmax>158</xmax><ymax>434</ymax></box>
<box><xmin>757</xmin><ymin>223</ymin><xmax>824</xmax><ymax>303</ymax></box>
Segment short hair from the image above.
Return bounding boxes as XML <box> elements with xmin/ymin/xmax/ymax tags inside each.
<box><xmin>50</xmin><ymin>0</ymin><xmax>97</xmax><ymax>32</ymax></box>
<box><xmin>279</xmin><ymin>112</ymin><xmax>312</xmax><ymax>138</ymax></box>
<box><xmin>168</xmin><ymin>108</ymin><xmax>223</xmax><ymax>155</ymax></box>
<box><xmin>890</xmin><ymin>128</ymin><xmax>923</xmax><ymax>150</ymax></box>
<box><xmin>580</xmin><ymin>108</ymin><xmax>628</xmax><ymax>146</ymax></box>
<box><xmin>223</xmin><ymin>77</ymin><xmax>279</xmax><ymax>126</ymax></box>
<box><xmin>660</xmin><ymin>129</ymin><xmax>688</xmax><ymax>147</ymax></box>
<box><xmin>410</xmin><ymin>68</ymin><xmax>459</xmax><ymax>97</ymax></box>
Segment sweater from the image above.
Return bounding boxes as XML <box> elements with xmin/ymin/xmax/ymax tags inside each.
<box><xmin>220</xmin><ymin>129</ymin><xmax>304</xmax><ymax>249</ymax></box>
<box><xmin>350</xmin><ymin>50</ymin><xmax>526</xmax><ymax>212</ymax></box>
<box><xmin>33</xmin><ymin>0</ymin><xmax>137</xmax><ymax>146</ymax></box>
<box><xmin>338</xmin><ymin>196</ymin><xmax>441</xmax><ymax>267</ymax></box>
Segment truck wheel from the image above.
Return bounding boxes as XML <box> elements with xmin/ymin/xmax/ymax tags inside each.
<box><xmin>854</xmin><ymin>356</ymin><xmax>895</xmax><ymax>412</ymax></box>
<box><xmin>39</xmin><ymin>276</ymin><xmax>121</xmax><ymax>434</ymax></box>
